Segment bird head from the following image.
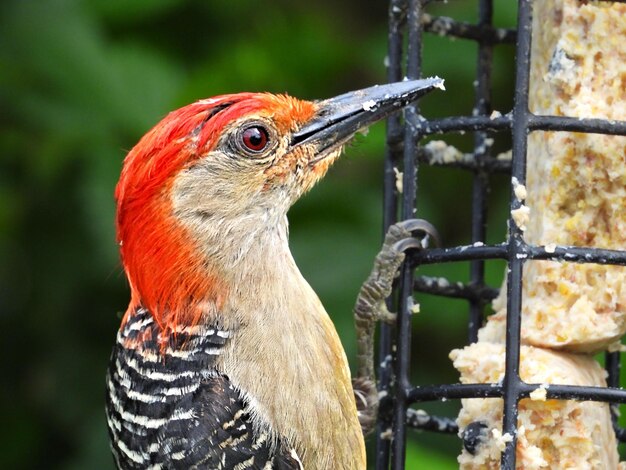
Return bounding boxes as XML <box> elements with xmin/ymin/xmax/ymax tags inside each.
<box><xmin>115</xmin><ymin>78</ymin><xmax>443</xmax><ymax>335</ymax></box>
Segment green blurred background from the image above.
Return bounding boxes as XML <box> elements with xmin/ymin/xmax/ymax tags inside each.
<box><xmin>0</xmin><ymin>0</ymin><xmax>522</xmax><ymax>468</ymax></box>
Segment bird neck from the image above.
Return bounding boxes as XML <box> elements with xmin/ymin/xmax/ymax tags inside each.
<box><xmin>213</xmin><ymin>223</ymin><xmax>365</xmax><ymax>469</ymax></box>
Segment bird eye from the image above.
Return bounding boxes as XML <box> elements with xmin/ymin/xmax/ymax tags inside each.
<box><xmin>240</xmin><ymin>126</ymin><xmax>269</xmax><ymax>153</ymax></box>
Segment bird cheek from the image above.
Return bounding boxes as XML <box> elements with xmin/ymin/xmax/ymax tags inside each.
<box><xmin>310</xmin><ymin>157</ymin><xmax>334</xmax><ymax>179</ymax></box>
<box><xmin>298</xmin><ymin>164</ymin><xmax>329</xmax><ymax>194</ymax></box>
<box><xmin>306</xmin><ymin>148</ymin><xmax>342</xmax><ymax>182</ymax></box>
<box><xmin>262</xmin><ymin>165</ymin><xmax>289</xmax><ymax>192</ymax></box>
<box><xmin>261</xmin><ymin>151</ymin><xmax>302</xmax><ymax>191</ymax></box>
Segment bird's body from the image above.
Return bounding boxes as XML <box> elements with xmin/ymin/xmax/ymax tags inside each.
<box><xmin>106</xmin><ymin>79</ymin><xmax>442</xmax><ymax>469</ymax></box>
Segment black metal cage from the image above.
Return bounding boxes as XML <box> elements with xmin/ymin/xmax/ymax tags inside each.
<box><xmin>376</xmin><ymin>0</ymin><xmax>626</xmax><ymax>468</ymax></box>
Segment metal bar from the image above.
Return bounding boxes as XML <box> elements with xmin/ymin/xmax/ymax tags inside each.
<box><xmin>501</xmin><ymin>0</ymin><xmax>533</xmax><ymax>467</ymax></box>
<box><xmin>422</xmin><ymin>14</ymin><xmax>516</xmax><ymax>43</ymax></box>
<box><xmin>409</xmin><ymin>383</ymin><xmax>504</xmax><ymax>401</ymax></box>
<box><xmin>605</xmin><ymin>351</ymin><xmax>621</xmax><ymax>442</ymax></box>
<box><xmin>410</xmin><ymin>243</ymin><xmax>626</xmax><ymax>266</ymax></box>
<box><xmin>467</xmin><ymin>0</ymin><xmax>494</xmax><ymax>343</ymax></box>
<box><xmin>413</xmin><ymin>113</ymin><xmax>626</xmax><ymax>137</ymax></box>
<box><xmin>416</xmin><ymin>149</ymin><xmax>512</xmax><ymax>173</ymax></box>
<box><xmin>377</xmin><ymin>0</ymin><xmax>406</xmax><ymax>467</ymax></box>
<box><xmin>409</xmin><ymin>243</ymin><xmax>508</xmax><ymax>265</ymax></box>
<box><xmin>527</xmin><ymin>244</ymin><xmax>626</xmax><ymax>265</ymax></box>
<box><xmin>405</xmin><ymin>409</ymin><xmax>459</xmax><ymax>434</ymax></box>
<box><xmin>605</xmin><ymin>352</ymin><xmax>620</xmax><ymax>388</ymax></box>
<box><xmin>520</xmin><ymin>383</ymin><xmax>626</xmax><ymax>403</ymax></box>
<box><xmin>408</xmin><ymin>381</ymin><xmax>626</xmax><ymax>404</ymax></box>
<box><xmin>528</xmin><ymin>114</ymin><xmax>626</xmax><ymax>136</ymax></box>
<box><xmin>392</xmin><ymin>187</ymin><xmax>414</xmax><ymax>470</ymax></box>
<box><xmin>416</xmin><ymin>114</ymin><xmax>512</xmax><ymax>135</ymax></box>
<box><xmin>413</xmin><ymin>276</ymin><xmax>499</xmax><ymax>302</ymax></box>
<box><xmin>391</xmin><ymin>0</ymin><xmax>423</xmax><ymax>466</ymax></box>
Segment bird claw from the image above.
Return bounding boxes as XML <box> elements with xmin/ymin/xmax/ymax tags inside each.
<box><xmin>387</xmin><ymin>218</ymin><xmax>441</xmax><ymax>252</ymax></box>
<box><xmin>377</xmin><ymin>303</ymin><xmax>396</xmax><ymax>324</ymax></box>
<box><xmin>352</xmin><ymin>377</ymin><xmax>379</xmax><ymax>437</ymax></box>
<box><xmin>354</xmin><ymin>218</ymin><xmax>440</xmax><ymax>324</ymax></box>
<box><xmin>352</xmin><ymin>218</ymin><xmax>440</xmax><ymax>436</ymax></box>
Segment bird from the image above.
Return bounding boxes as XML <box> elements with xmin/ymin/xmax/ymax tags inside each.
<box><xmin>105</xmin><ymin>78</ymin><xmax>443</xmax><ymax>469</ymax></box>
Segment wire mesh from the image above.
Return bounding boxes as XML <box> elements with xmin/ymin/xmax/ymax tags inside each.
<box><xmin>376</xmin><ymin>0</ymin><xmax>626</xmax><ymax>468</ymax></box>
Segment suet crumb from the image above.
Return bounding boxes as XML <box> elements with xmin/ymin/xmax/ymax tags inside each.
<box><xmin>510</xmin><ymin>205</ymin><xmax>530</xmax><ymax>231</ymax></box>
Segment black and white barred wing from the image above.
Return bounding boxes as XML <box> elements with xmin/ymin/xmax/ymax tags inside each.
<box><xmin>106</xmin><ymin>309</ymin><xmax>301</xmax><ymax>469</ymax></box>
<box><xmin>154</xmin><ymin>375</ymin><xmax>302</xmax><ymax>469</ymax></box>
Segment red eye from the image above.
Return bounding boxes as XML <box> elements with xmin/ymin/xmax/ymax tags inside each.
<box><xmin>241</xmin><ymin>126</ymin><xmax>269</xmax><ymax>153</ymax></box>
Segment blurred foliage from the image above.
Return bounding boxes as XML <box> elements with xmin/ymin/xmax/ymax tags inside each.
<box><xmin>0</xmin><ymin>0</ymin><xmax>545</xmax><ymax>468</ymax></box>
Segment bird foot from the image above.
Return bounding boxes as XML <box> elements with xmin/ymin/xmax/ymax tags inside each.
<box><xmin>352</xmin><ymin>218</ymin><xmax>440</xmax><ymax>436</ymax></box>
<box><xmin>353</xmin><ymin>218</ymin><xmax>439</xmax><ymax>325</ymax></box>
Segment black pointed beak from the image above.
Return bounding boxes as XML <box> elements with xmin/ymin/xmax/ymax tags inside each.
<box><xmin>291</xmin><ymin>77</ymin><xmax>444</xmax><ymax>153</ymax></box>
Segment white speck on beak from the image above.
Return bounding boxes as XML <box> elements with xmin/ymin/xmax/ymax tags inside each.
<box><xmin>362</xmin><ymin>100</ymin><xmax>377</xmax><ymax>111</ymax></box>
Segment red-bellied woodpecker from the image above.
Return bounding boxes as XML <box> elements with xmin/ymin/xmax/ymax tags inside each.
<box><xmin>106</xmin><ymin>78</ymin><xmax>443</xmax><ymax>469</ymax></box>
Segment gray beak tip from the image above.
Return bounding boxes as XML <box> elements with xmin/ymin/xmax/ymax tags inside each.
<box><xmin>415</xmin><ymin>76</ymin><xmax>445</xmax><ymax>91</ymax></box>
